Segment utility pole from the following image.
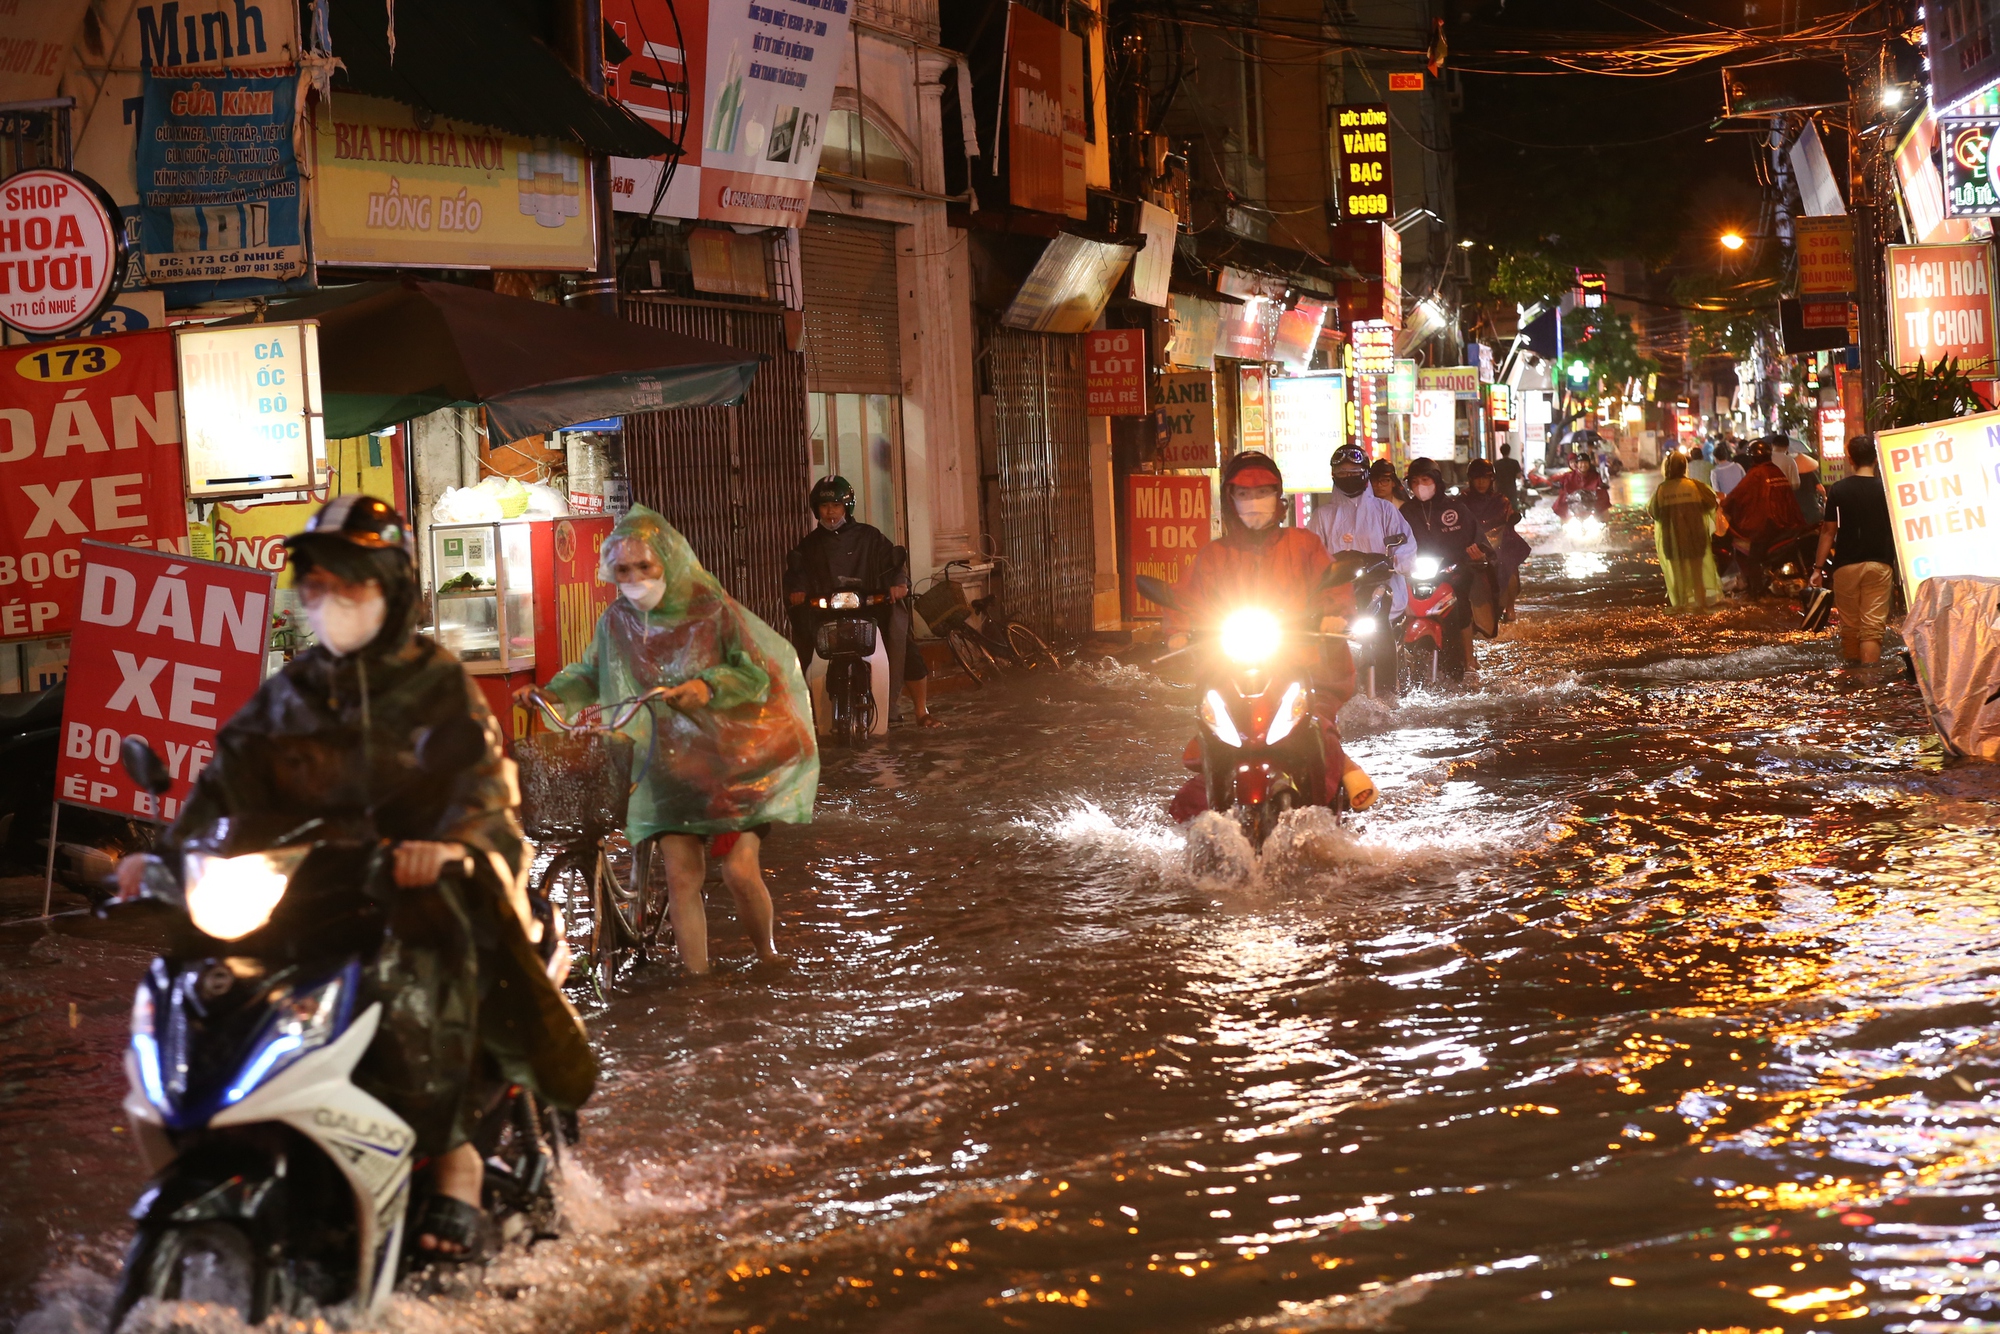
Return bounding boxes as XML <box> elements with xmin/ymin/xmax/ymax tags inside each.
<box><xmin>1847</xmin><ymin>44</ymin><xmax>1896</xmax><ymax>420</ymax></box>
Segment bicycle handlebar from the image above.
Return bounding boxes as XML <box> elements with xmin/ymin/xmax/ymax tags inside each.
<box><xmin>522</xmin><ymin>685</ymin><xmax>674</xmax><ymax>735</ymax></box>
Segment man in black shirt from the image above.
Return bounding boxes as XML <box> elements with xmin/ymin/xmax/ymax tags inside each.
<box><xmin>1809</xmin><ymin>436</ymin><xmax>1898</xmax><ymax>664</ymax></box>
<box><xmin>1494</xmin><ymin>443</ymin><xmax>1525</xmax><ymax>511</ymax></box>
<box><xmin>784</xmin><ymin>475</ymin><xmax>938</xmax><ymax>728</ymax></box>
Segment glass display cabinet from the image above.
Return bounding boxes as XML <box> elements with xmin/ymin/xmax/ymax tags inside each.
<box><xmin>431</xmin><ymin>520</ymin><xmax>536</xmax><ymax>674</ymax></box>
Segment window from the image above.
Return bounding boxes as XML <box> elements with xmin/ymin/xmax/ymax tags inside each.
<box><xmin>807</xmin><ymin>392</ymin><xmax>903</xmax><ymax>540</ymax></box>
<box><xmin>820</xmin><ymin>110</ymin><xmax>914</xmax><ymax>187</ymax></box>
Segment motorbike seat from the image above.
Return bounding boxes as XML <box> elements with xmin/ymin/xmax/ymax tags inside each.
<box><xmin>0</xmin><ymin>683</ymin><xmax>62</xmax><ymax>727</ymax></box>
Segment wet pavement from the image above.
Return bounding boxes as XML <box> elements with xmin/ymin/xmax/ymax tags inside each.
<box><xmin>8</xmin><ymin>484</ymin><xmax>1999</xmax><ymax>1334</ymax></box>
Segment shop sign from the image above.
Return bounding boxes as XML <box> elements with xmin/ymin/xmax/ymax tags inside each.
<box><xmin>56</xmin><ymin>541</ymin><xmax>272</xmax><ymax>819</ymax></box>
<box><xmin>0</xmin><ymin>329</ymin><xmax>190</xmax><ymax>642</ymax></box>
<box><xmin>1887</xmin><ymin>242</ymin><xmax>1997</xmax><ymax>373</ymax></box>
<box><xmin>1487</xmin><ymin>382</ymin><xmax>1511</xmax><ymax>423</ymax></box>
<box><xmin>1269</xmin><ymin>374</ymin><xmax>1344</xmax><ymax>492</ymax></box>
<box><xmin>1417</xmin><ymin>365</ymin><xmax>1480</xmax><ymax>400</ymax></box>
<box><xmin>313</xmin><ymin>94</ymin><xmax>596</xmax><ymax>270</ymax></box>
<box><xmin>1165</xmin><ymin>293</ymin><xmax>1219</xmax><ymax>368</ymax></box>
<box><xmin>0</xmin><ymin>169</ymin><xmax>126</xmax><ymax>338</ymax></box>
<box><xmin>1085</xmin><ymin>329</ymin><xmax>1147</xmax><ymax>415</ymax></box>
<box><xmin>1216</xmin><ymin>298</ymin><xmax>1277</xmax><ymax>362</ymax></box>
<box><xmin>1386</xmin><ymin>358</ymin><xmax>1416</xmax><ymax>413</ymax></box>
<box><xmin>1944</xmin><ymin>119</ymin><xmax>2000</xmax><ymax>217</ymax></box>
<box><xmin>0</xmin><ymin>4</ymin><xmax>76</xmax><ymax>102</ymax></box>
<box><xmin>1387</xmin><ymin>72</ymin><xmax>1425</xmax><ymax>91</ymax></box>
<box><xmin>1474</xmin><ymin>341</ymin><xmax>1494</xmax><ymax>382</ymax></box>
<box><xmin>1795</xmin><ymin>215</ymin><xmax>1855</xmax><ymax>293</ymax></box>
<box><xmin>1272</xmin><ymin>298</ymin><xmax>1327</xmax><ymax>373</ymax></box>
<box><xmin>1896</xmin><ymin>110</ymin><xmax>1976</xmax><ymax>245</ymax></box>
<box><xmin>138</xmin><ymin>70</ymin><xmax>306</xmax><ymax>289</ymax></box>
<box><xmin>1349</xmin><ymin>320</ymin><xmax>1396</xmax><ymax>374</ymax></box>
<box><xmin>1238</xmin><ymin>364</ymin><xmax>1269</xmax><ymax>452</ymax></box>
<box><xmin>1128</xmin><ymin>201</ymin><xmax>1177</xmax><ymax>306</ymax></box>
<box><xmin>1125</xmin><ymin>474</ymin><xmax>1211</xmax><ymax>618</ymax></box>
<box><xmin>1155</xmin><ymin>372</ymin><xmax>1216</xmax><ymax>469</ymax></box>
<box><xmin>1876</xmin><ymin>408</ymin><xmax>2000</xmax><ymax>588</ymax></box>
<box><xmin>1411</xmin><ymin>388</ymin><xmax>1455</xmax><ymax>460</ymax></box>
<box><xmin>1006</xmin><ymin>5</ymin><xmax>1087</xmax><ymax>219</ymax></box>
<box><xmin>176</xmin><ymin>320</ymin><xmax>324</xmax><ymax>500</ymax></box>
<box><xmin>699</xmin><ymin>0</ymin><xmax>857</xmax><ymax>226</ymax></box>
<box><xmin>129</xmin><ymin>0</ymin><xmax>298</xmax><ymax>74</ymax></box>
<box><xmin>1818</xmin><ymin>405</ymin><xmax>1846</xmax><ymax>455</ymax></box>
<box><xmin>1335</xmin><ymin>103</ymin><xmax>1392</xmax><ymax>222</ymax></box>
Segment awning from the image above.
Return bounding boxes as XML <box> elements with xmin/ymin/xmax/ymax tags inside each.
<box><xmin>222</xmin><ymin>281</ymin><xmax>762</xmax><ymax>442</ymax></box>
<box><xmin>327</xmin><ymin>0</ymin><xmax>675</xmax><ymax>159</ymax></box>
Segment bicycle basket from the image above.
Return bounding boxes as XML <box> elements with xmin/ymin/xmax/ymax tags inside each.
<box><xmin>815</xmin><ymin>614</ymin><xmax>878</xmax><ymax>659</ymax></box>
<box><xmin>914</xmin><ymin>578</ymin><xmax>970</xmax><ymax>630</ymax></box>
<box><xmin>515</xmin><ymin>731</ymin><xmax>634</xmax><ymax>841</ymax></box>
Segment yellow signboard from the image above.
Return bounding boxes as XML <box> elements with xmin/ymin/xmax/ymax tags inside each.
<box><xmin>1876</xmin><ymin>407</ymin><xmax>2000</xmax><ymax>591</ymax></box>
<box><xmin>311</xmin><ymin>95</ymin><xmax>595</xmax><ymax>271</ymax></box>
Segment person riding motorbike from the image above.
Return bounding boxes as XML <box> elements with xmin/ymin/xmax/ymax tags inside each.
<box><xmin>1552</xmin><ymin>451</ymin><xmax>1606</xmax><ymax>521</ymax></box>
<box><xmin>1399</xmin><ymin>457</ymin><xmax>1483</xmax><ymax>684</ymax></box>
<box><xmin>1308</xmin><ymin>444</ymin><xmax>1416</xmax><ymax>688</ymax></box>
<box><xmin>1369</xmin><ymin>457</ymin><xmax>1408</xmax><ymax>504</ymax></box>
<box><xmin>541</xmin><ymin>506</ymin><xmax>818</xmax><ymax>975</ymax></box>
<box><xmin>115</xmin><ymin>495</ymin><xmax>597</xmax><ymax>1262</ymax></box>
<box><xmin>784</xmin><ymin>475</ymin><xmax>938</xmax><ymax>729</ymax></box>
<box><xmin>1460</xmin><ymin>458</ymin><xmax>1532</xmax><ymax>626</ymax></box>
<box><xmin>1719</xmin><ymin>436</ymin><xmax>1807</xmax><ymax>598</ymax></box>
<box><xmin>1163</xmin><ymin>451</ymin><xmax>1376</xmax><ymax>821</ymax></box>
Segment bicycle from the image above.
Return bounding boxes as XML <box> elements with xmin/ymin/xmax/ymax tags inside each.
<box><xmin>515</xmin><ymin>687</ymin><xmax>665</xmax><ymax>999</ymax></box>
<box><xmin>925</xmin><ymin>559</ymin><xmax>1063</xmax><ymax>686</ymax></box>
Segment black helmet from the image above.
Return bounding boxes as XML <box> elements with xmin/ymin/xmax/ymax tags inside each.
<box><xmin>1406</xmin><ymin>457</ymin><xmax>1443</xmax><ymax>482</ymax></box>
<box><xmin>810</xmin><ymin>475</ymin><xmax>856</xmax><ymax>519</ymax></box>
<box><xmin>285</xmin><ymin>493</ymin><xmax>412</xmax><ymax>556</ymax></box>
<box><xmin>1467</xmin><ymin>458</ymin><xmax>1495</xmax><ymax>480</ymax></box>
<box><xmin>1330</xmin><ymin>443</ymin><xmax>1369</xmax><ymax>473</ymax></box>
<box><xmin>1329</xmin><ymin>443</ymin><xmax>1369</xmax><ymax>496</ymax></box>
<box><xmin>1368</xmin><ymin>458</ymin><xmax>1398</xmax><ymax>480</ymax></box>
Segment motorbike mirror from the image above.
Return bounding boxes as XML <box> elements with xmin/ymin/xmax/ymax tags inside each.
<box><xmin>418</xmin><ymin>716</ymin><xmax>489</xmax><ymax>776</ymax></box>
<box><xmin>1134</xmin><ymin>575</ymin><xmax>1182</xmax><ymax>611</ymax></box>
<box><xmin>121</xmin><ymin>738</ymin><xmax>172</xmax><ymax>797</ymax></box>
<box><xmin>1324</xmin><ymin>551</ymin><xmax>1382</xmax><ymax>587</ymax></box>
<box><xmin>1385</xmin><ymin>533</ymin><xmax>1408</xmax><ymax>549</ymax></box>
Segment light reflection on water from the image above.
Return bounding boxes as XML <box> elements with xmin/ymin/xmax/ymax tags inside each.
<box><xmin>12</xmin><ymin>494</ymin><xmax>2000</xmax><ymax>1333</ymax></box>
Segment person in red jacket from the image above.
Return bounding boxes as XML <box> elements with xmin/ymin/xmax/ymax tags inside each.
<box><xmin>1719</xmin><ymin>436</ymin><xmax>1806</xmax><ymax>597</ymax></box>
<box><xmin>1163</xmin><ymin>451</ymin><xmax>1375</xmax><ymax>822</ymax></box>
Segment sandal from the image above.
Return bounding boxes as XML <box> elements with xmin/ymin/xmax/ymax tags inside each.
<box><xmin>409</xmin><ymin>1194</ymin><xmax>495</xmax><ymax>1266</ymax></box>
<box><xmin>915</xmin><ymin>713</ymin><xmax>944</xmax><ymax>728</ymax></box>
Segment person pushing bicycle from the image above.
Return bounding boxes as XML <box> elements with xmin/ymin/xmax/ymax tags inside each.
<box><xmin>526</xmin><ymin>507</ymin><xmax>818</xmax><ymax>974</ymax></box>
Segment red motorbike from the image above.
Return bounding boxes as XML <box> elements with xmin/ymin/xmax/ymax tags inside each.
<box><xmin>1401</xmin><ymin>554</ymin><xmax>1464</xmax><ymax>688</ymax></box>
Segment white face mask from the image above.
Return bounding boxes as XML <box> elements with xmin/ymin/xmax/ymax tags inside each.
<box><xmin>1234</xmin><ymin>493</ymin><xmax>1282</xmax><ymax>530</ymax></box>
<box><xmin>308</xmin><ymin>589</ymin><xmax>386</xmax><ymax>656</ymax></box>
<box><xmin>1413</xmin><ymin>480</ymin><xmax>1437</xmax><ymax>501</ymax></box>
<box><xmin>619</xmin><ymin>578</ymin><xmax>666</xmax><ymax>612</ymax></box>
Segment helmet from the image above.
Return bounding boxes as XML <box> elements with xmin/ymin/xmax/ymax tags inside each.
<box><xmin>283</xmin><ymin>494</ymin><xmax>419</xmax><ymax>651</ymax></box>
<box><xmin>1221</xmin><ymin>451</ymin><xmax>1284</xmax><ymax>492</ymax></box>
<box><xmin>284</xmin><ymin>493</ymin><xmax>412</xmax><ymax>556</ymax></box>
<box><xmin>1406</xmin><ymin>457</ymin><xmax>1443</xmax><ymax>483</ymax></box>
<box><xmin>1330</xmin><ymin>443</ymin><xmax>1369</xmax><ymax>473</ymax></box>
<box><xmin>1367</xmin><ymin>458</ymin><xmax>1398</xmax><ymax>480</ymax></box>
<box><xmin>1467</xmin><ymin>458</ymin><xmax>1495</xmax><ymax>479</ymax></box>
<box><xmin>810</xmin><ymin>475</ymin><xmax>856</xmax><ymax>519</ymax></box>
<box><xmin>1329</xmin><ymin>443</ymin><xmax>1370</xmax><ymax>496</ymax></box>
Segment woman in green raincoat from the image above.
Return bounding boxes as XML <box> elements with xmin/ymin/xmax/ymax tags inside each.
<box><xmin>1648</xmin><ymin>452</ymin><xmax>1722</xmax><ymax>612</ymax></box>
<box><xmin>542</xmin><ymin>507</ymin><xmax>818</xmax><ymax>973</ymax></box>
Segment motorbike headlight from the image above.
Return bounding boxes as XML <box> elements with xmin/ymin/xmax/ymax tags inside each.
<box><xmin>130</xmin><ymin>981</ymin><xmax>168</xmax><ymax>1110</ymax></box>
<box><xmin>1219</xmin><ymin>608</ymin><xmax>1282</xmax><ymax>665</ymax></box>
<box><xmin>1265</xmin><ymin>681</ymin><xmax>1310</xmax><ymax>745</ymax></box>
<box><xmin>224</xmin><ymin>972</ymin><xmax>348</xmax><ymax>1106</ymax></box>
<box><xmin>183</xmin><ymin>847</ymin><xmax>308</xmax><ymax>941</ymax></box>
<box><xmin>1199</xmin><ymin>689</ymin><xmax>1244</xmax><ymax>747</ymax></box>
<box><xmin>1350</xmin><ymin>615</ymin><xmax>1378</xmax><ymax>637</ymax></box>
<box><xmin>830</xmin><ymin>591</ymin><xmax>862</xmax><ymax>609</ymax></box>
<box><xmin>1411</xmin><ymin>556</ymin><xmax>1442</xmax><ymax>582</ymax></box>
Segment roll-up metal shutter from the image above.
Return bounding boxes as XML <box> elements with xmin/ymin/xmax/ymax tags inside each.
<box><xmin>620</xmin><ymin>297</ymin><xmax>809</xmax><ymax>630</ymax></box>
<box><xmin>800</xmin><ymin>212</ymin><xmax>902</xmax><ymax>394</ymax></box>
<box><xmin>982</xmin><ymin>325</ymin><xmax>1095</xmax><ymax>645</ymax></box>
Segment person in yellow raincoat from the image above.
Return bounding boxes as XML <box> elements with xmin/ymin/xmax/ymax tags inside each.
<box><xmin>541</xmin><ymin>507</ymin><xmax>819</xmax><ymax>973</ymax></box>
<box><xmin>1648</xmin><ymin>452</ymin><xmax>1722</xmax><ymax>611</ymax></box>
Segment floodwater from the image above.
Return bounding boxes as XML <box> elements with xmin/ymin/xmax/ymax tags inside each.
<box><xmin>6</xmin><ymin>483</ymin><xmax>1996</xmax><ymax>1334</ymax></box>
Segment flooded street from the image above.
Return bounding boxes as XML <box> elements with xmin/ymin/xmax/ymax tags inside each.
<box><xmin>8</xmin><ymin>490</ymin><xmax>1997</xmax><ymax>1334</ymax></box>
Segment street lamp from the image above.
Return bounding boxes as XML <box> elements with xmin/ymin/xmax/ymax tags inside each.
<box><xmin>1719</xmin><ymin>231</ymin><xmax>1747</xmax><ymax>251</ymax></box>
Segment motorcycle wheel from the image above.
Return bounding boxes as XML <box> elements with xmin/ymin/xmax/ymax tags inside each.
<box><xmin>114</xmin><ymin>1222</ymin><xmax>271</xmax><ymax>1329</ymax></box>
<box><xmin>828</xmin><ymin>663</ymin><xmax>856</xmax><ymax>745</ymax></box>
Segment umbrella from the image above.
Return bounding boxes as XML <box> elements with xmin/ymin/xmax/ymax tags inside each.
<box><xmin>222</xmin><ymin>280</ymin><xmax>763</xmax><ymax>442</ymax></box>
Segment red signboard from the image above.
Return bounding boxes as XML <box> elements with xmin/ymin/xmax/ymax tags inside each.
<box><xmin>1085</xmin><ymin>329</ymin><xmax>1147</xmax><ymax>415</ymax></box>
<box><xmin>1387</xmin><ymin>72</ymin><xmax>1425</xmax><ymax>91</ymax></box>
<box><xmin>1887</xmin><ymin>242</ymin><xmax>1997</xmax><ymax>373</ymax></box>
<box><xmin>1126</xmin><ymin>475</ymin><xmax>1212</xmax><ymax>618</ymax></box>
<box><xmin>57</xmin><ymin>541</ymin><xmax>273</xmax><ymax>820</ymax></box>
<box><xmin>1</xmin><ymin>328</ymin><xmax>189</xmax><ymax>641</ymax></box>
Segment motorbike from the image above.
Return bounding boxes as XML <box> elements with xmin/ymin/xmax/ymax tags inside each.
<box><xmin>1401</xmin><ymin>554</ymin><xmax>1466</xmax><ymax>689</ymax></box>
<box><xmin>805</xmin><ymin>548</ymin><xmax>905</xmax><ymax>744</ymax></box>
<box><xmin>1559</xmin><ymin>485</ymin><xmax>1607</xmax><ymax>542</ymax></box>
<box><xmin>1138</xmin><ymin>553</ymin><xmax>1386</xmax><ymax>852</ymax></box>
<box><xmin>1348</xmin><ymin>534</ymin><xmax>1408</xmax><ymax>702</ymax></box>
<box><xmin>107</xmin><ymin>722</ymin><xmax>567</xmax><ymax>1329</ymax></box>
<box><xmin>0</xmin><ymin>680</ymin><xmax>156</xmax><ymax>893</ymax></box>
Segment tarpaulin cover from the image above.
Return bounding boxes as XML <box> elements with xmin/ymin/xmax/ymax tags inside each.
<box><xmin>542</xmin><ymin>507</ymin><xmax>819</xmax><ymax>838</ymax></box>
<box><xmin>1905</xmin><ymin>575</ymin><xmax>2000</xmax><ymax>759</ymax></box>
<box><xmin>221</xmin><ymin>281</ymin><xmax>761</xmax><ymax>441</ymax></box>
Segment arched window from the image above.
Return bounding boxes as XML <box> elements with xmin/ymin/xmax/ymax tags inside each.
<box><xmin>820</xmin><ymin>109</ymin><xmax>914</xmax><ymax>187</ymax></box>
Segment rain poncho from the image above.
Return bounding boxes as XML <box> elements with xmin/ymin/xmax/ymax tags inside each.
<box><xmin>1648</xmin><ymin>476</ymin><xmax>1722</xmax><ymax>609</ymax></box>
<box><xmin>544</xmin><ymin>507</ymin><xmax>818</xmax><ymax>839</ymax></box>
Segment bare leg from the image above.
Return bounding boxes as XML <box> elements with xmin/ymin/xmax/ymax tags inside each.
<box><xmin>1859</xmin><ymin>640</ymin><xmax>1882</xmax><ymax>665</ymax></box>
<box><xmin>717</xmin><ymin>832</ymin><xmax>781</xmax><ymax>962</ymax></box>
<box><xmin>907</xmin><ymin>677</ymin><xmax>941</xmax><ymax>726</ymax></box>
<box><xmin>419</xmin><ymin>1142</ymin><xmax>484</xmax><ymax>1253</ymax></box>
<box><xmin>661</xmin><ymin>834</ymin><xmax>710</xmax><ymax>975</ymax></box>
